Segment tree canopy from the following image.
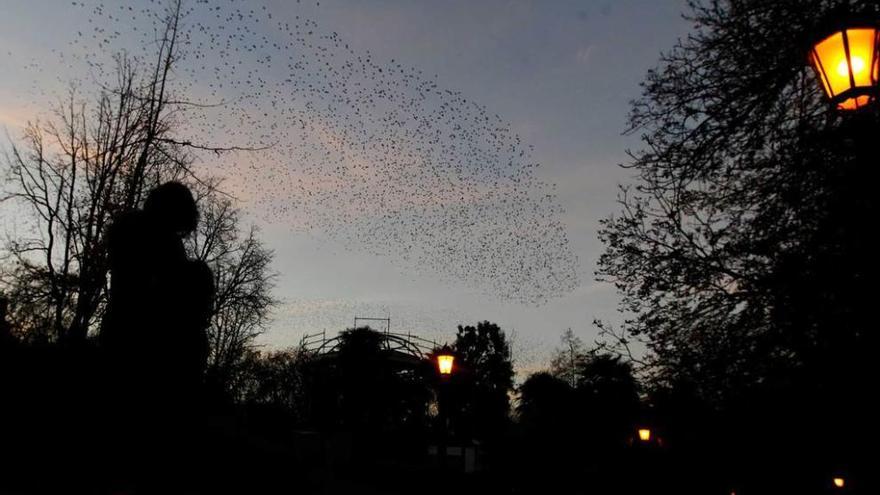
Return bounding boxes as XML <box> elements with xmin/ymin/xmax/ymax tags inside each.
<box><xmin>451</xmin><ymin>321</ymin><xmax>515</xmax><ymax>442</ymax></box>
<box><xmin>598</xmin><ymin>0</ymin><xmax>880</xmax><ymax>402</ymax></box>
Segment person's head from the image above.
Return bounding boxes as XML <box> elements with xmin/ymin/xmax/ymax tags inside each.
<box><xmin>144</xmin><ymin>181</ymin><xmax>198</xmax><ymax>236</ymax></box>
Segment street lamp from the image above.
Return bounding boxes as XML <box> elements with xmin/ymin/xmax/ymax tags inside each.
<box><xmin>435</xmin><ymin>346</ymin><xmax>455</xmax><ymax>471</ymax></box>
<box><xmin>801</xmin><ymin>15</ymin><xmax>874</xmax><ymax>495</ymax></box>
<box><xmin>637</xmin><ymin>428</ymin><xmax>652</xmax><ymax>442</ymax></box>
<box><xmin>809</xmin><ymin>22</ymin><xmax>880</xmax><ymax>110</ymax></box>
<box><xmin>437</xmin><ymin>352</ymin><xmax>454</xmax><ymax>376</ymax></box>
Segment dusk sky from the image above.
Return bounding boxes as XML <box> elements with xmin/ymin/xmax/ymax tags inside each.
<box><xmin>0</xmin><ymin>0</ymin><xmax>691</xmax><ymax>371</ymax></box>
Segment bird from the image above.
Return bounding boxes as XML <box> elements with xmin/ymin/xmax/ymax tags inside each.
<box><xmin>43</xmin><ymin>0</ymin><xmax>579</xmax><ymax>306</ymax></box>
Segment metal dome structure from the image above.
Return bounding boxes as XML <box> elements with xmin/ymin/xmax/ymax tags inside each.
<box><xmin>299</xmin><ymin>318</ymin><xmax>440</xmax><ymax>367</ymax></box>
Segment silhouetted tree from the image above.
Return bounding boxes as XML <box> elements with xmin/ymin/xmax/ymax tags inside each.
<box><xmin>516</xmin><ymin>372</ymin><xmax>573</xmax><ymax>429</ymax></box>
<box><xmin>0</xmin><ymin>4</ymin><xmax>274</xmax><ymax>489</ymax></box>
<box><xmin>0</xmin><ymin>294</ymin><xmax>13</xmax><ymax>347</ymax></box>
<box><xmin>451</xmin><ymin>321</ymin><xmax>514</xmax><ymax>443</ymax></box>
<box><xmin>512</xmin><ymin>372</ymin><xmax>575</xmax><ymax>490</ymax></box>
<box><xmin>511</xmin><ymin>355</ymin><xmax>642</xmax><ymax>492</ymax></box>
<box><xmin>0</xmin><ymin>267</ymin><xmax>58</xmax><ymax>343</ymax></box>
<box><xmin>548</xmin><ymin>328</ymin><xmax>586</xmax><ymax>387</ymax></box>
<box><xmin>186</xmin><ymin>187</ymin><xmax>276</xmax><ymax>392</ymax></box>
<box><xmin>598</xmin><ymin>0</ymin><xmax>879</xmax><ymax>491</ymax></box>
<box><xmin>575</xmin><ymin>353</ymin><xmax>640</xmax><ymax>447</ymax></box>
<box><xmin>226</xmin><ymin>348</ymin><xmax>310</xmax><ymax>424</ymax></box>
<box><xmin>0</xmin><ymin>0</ymin><xmax>266</xmax><ymax>347</ymax></box>
<box><xmin>598</xmin><ymin>0</ymin><xmax>880</xmax><ymax>403</ymax></box>
<box><xmin>0</xmin><ymin>2</ymin><xmax>189</xmax><ymax>343</ymax></box>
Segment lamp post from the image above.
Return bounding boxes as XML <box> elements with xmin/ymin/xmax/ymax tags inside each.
<box><xmin>628</xmin><ymin>424</ymin><xmax>664</xmax><ymax>492</ymax></box>
<box><xmin>805</xmin><ymin>12</ymin><xmax>877</xmax><ymax>495</ymax></box>
<box><xmin>436</xmin><ymin>348</ymin><xmax>455</xmax><ymax>471</ymax></box>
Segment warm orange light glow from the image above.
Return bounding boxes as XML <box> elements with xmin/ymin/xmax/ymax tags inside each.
<box><xmin>810</xmin><ymin>27</ymin><xmax>880</xmax><ymax>110</ymax></box>
<box><xmin>837</xmin><ymin>55</ymin><xmax>865</xmax><ymax>77</ymax></box>
<box><xmin>833</xmin><ymin>477</ymin><xmax>845</xmax><ymax>488</ymax></box>
<box><xmin>437</xmin><ymin>354</ymin><xmax>454</xmax><ymax>375</ymax></box>
<box><xmin>637</xmin><ymin>428</ymin><xmax>652</xmax><ymax>442</ymax></box>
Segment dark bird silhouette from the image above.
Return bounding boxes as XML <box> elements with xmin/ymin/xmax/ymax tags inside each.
<box><xmin>53</xmin><ymin>0</ymin><xmax>579</xmax><ymax>305</ymax></box>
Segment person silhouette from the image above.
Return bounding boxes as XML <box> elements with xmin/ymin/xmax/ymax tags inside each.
<box><xmin>100</xmin><ymin>181</ymin><xmax>214</xmax><ymax>490</ymax></box>
<box><xmin>104</xmin><ymin>181</ymin><xmax>214</xmax><ymax>374</ymax></box>
<box><xmin>103</xmin><ymin>182</ymin><xmax>196</xmax><ymax>353</ymax></box>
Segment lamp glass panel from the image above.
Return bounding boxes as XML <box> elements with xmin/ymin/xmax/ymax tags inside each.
<box><xmin>874</xmin><ymin>31</ymin><xmax>880</xmax><ymax>81</ymax></box>
<box><xmin>840</xmin><ymin>94</ymin><xmax>871</xmax><ymax>110</ymax></box>
<box><xmin>438</xmin><ymin>355</ymin><xmax>454</xmax><ymax>374</ymax></box>
<box><xmin>812</xmin><ymin>51</ymin><xmax>834</xmax><ymax>97</ymax></box>
<box><xmin>845</xmin><ymin>28</ymin><xmax>877</xmax><ymax>87</ymax></box>
<box><xmin>814</xmin><ymin>32</ymin><xmax>851</xmax><ymax>97</ymax></box>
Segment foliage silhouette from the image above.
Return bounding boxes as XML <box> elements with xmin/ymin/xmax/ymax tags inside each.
<box><xmin>548</xmin><ymin>328</ymin><xmax>586</xmax><ymax>387</ymax></box>
<box><xmin>306</xmin><ymin>327</ymin><xmax>431</xmax><ymax>432</ymax></box>
<box><xmin>517</xmin><ymin>372</ymin><xmax>573</xmax><ymax>429</ymax></box>
<box><xmin>186</xmin><ymin>187</ymin><xmax>277</xmax><ymax>395</ymax></box>
<box><xmin>507</xmin><ymin>351</ymin><xmax>644</xmax><ymax>493</ymax></box>
<box><xmin>449</xmin><ymin>321</ymin><xmax>514</xmax><ymax>446</ymax></box>
<box><xmin>598</xmin><ymin>0</ymin><xmax>880</xmax><ymax>491</ymax></box>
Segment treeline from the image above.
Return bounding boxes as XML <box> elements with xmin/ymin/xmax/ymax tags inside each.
<box><xmin>211</xmin><ymin>322</ymin><xmax>516</xmax><ymax>450</ymax></box>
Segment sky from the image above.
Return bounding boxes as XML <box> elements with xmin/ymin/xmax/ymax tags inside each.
<box><xmin>0</xmin><ymin>0</ymin><xmax>691</xmax><ymax>371</ymax></box>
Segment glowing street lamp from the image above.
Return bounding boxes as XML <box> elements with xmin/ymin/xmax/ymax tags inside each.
<box><xmin>434</xmin><ymin>347</ymin><xmax>455</xmax><ymax>470</ymax></box>
<box><xmin>437</xmin><ymin>352</ymin><xmax>455</xmax><ymax>376</ymax></box>
<box><xmin>637</xmin><ymin>427</ymin><xmax>652</xmax><ymax>442</ymax></box>
<box><xmin>809</xmin><ymin>22</ymin><xmax>880</xmax><ymax>110</ymax></box>
<box><xmin>833</xmin><ymin>476</ymin><xmax>846</xmax><ymax>489</ymax></box>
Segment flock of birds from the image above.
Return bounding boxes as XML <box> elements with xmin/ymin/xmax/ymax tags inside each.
<box><xmin>57</xmin><ymin>0</ymin><xmax>579</xmax><ymax>305</ymax></box>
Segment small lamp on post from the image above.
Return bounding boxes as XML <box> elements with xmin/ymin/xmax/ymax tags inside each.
<box><xmin>435</xmin><ymin>346</ymin><xmax>455</xmax><ymax>471</ymax></box>
<box><xmin>437</xmin><ymin>352</ymin><xmax>455</xmax><ymax>377</ymax></box>
<box><xmin>808</xmin><ymin>19</ymin><xmax>880</xmax><ymax>111</ymax></box>
<box><xmin>632</xmin><ymin>424</ymin><xmax>664</xmax><ymax>448</ymax></box>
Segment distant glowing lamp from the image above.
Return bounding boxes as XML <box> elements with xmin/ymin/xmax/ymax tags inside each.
<box><xmin>809</xmin><ymin>23</ymin><xmax>880</xmax><ymax>110</ymax></box>
<box><xmin>833</xmin><ymin>477</ymin><xmax>846</xmax><ymax>489</ymax></box>
<box><xmin>437</xmin><ymin>353</ymin><xmax>455</xmax><ymax>375</ymax></box>
<box><xmin>637</xmin><ymin>428</ymin><xmax>652</xmax><ymax>442</ymax></box>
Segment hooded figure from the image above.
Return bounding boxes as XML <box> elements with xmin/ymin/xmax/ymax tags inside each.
<box><xmin>102</xmin><ymin>181</ymin><xmax>213</xmax><ymax>414</ymax></box>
